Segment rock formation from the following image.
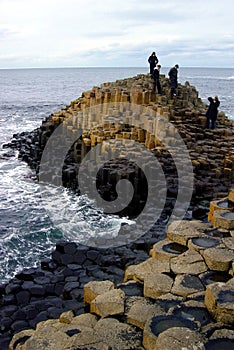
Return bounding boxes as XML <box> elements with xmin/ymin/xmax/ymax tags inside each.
<box><xmin>9</xmin><ymin>190</ymin><xmax>234</xmax><ymax>350</ymax></box>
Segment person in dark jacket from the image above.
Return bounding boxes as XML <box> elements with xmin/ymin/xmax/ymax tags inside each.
<box><xmin>168</xmin><ymin>64</ymin><xmax>179</xmax><ymax>97</ymax></box>
<box><xmin>152</xmin><ymin>64</ymin><xmax>162</xmax><ymax>94</ymax></box>
<box><xmin>148</xmin><ymin>52</ymin><xmax>159</xmax><ymax>75</ymax></box>
<box><xmin>205</xmin><ymin>96</ymin><xmax>220</xmax><ymax>129</ymax></box>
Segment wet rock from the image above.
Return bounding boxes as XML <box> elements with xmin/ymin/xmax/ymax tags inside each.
<box><xmin>143</xmin><ymin>314</ymin><xmax>198</xmax><ymax>350</ymax></box>
<box><xmin>171</xmin><ymin>274</ymin><xmax>205</xmax><ymax>297</ymax></box>
<box><xmin>213</xmin><ymin>210</ymin><xmax>234</xmax><ymax>230</ymax></box>
<box><xmin>204</xmin><ymin>279</ymin><xmax>234</xmax><ymax>324</ymax></box>
<box><xmin>150</xmin><ymin>239</ymin><xmax>187</xmax><ymax>260</ymax></box>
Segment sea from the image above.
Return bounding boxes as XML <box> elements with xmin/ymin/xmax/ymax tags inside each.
<box><xmin>0</xmin><ymin>67</ymin><xmax>233</xmax><ymax>284</ymax></box>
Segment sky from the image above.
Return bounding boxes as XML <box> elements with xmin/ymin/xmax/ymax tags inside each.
<box><xmin>0</xmin><ymin>0</ymin><xmax>233</xmax><ymax>68</ymax></box>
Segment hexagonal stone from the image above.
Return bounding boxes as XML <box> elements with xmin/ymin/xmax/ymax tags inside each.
<box><xmin>94</xmin><ymin>318</ymin><xmax>143</xmax><ymax>350</ymax></box>
<box><xmin>150</xmin><ymin>239</ymin><xmax>187</xmax><ymax>260</ymax></box>
<box><xmin>202</xmin><ymin>247</ymin><xmax>234</xmax><ymax>271</ymax></box>
<box><xmin>143</xmin><ymin>315</ymin><xmax>198</xmax><ymax>350</ymax></box>
<box><xmin>155</xmin><ymin>327</ymin><xmax>206</xmax><ymax>350</ymax></box>
<box><xmin>124</xmin><ymin>258</ymin><xmax>170</xmax><ymax>283</ymax></box>
<box><xmin>166</xmin><ymin>220</ymin><xmax>207</xmax><ymax>246</ymax></box>
<box><xmin>71</xmin><ymin>313</ymin><xmax>98</xmax><ymax>329</ymax></box>
<box><xmin>170</xmin><ymin>250</ymin><xmax>208</xmax><ymax>275</ymax></box>
<box><xmin>127</xmin><ymin>298</ymin><xmax>165</xmax><ymax>329</ymax></box>
<box><xmin>188</xmin><ymin>236</ymin><xmax>221</xmax><ymax>252</ymax></box>
<box><xmin>90</xmin><ymin>289</ymin><xmax>125</xmax><ymax>317</ymax></box>
<box><xmin>213</xmin><ymin>210</ymin><xmax>234</xmax><ymax>230</ymax></box>
<box><xmin>204</xmin><ymin>279</ymin><xmax>234</xmax><ymax>324</ymax></box>
<box><xmin>83</xmin><ymin>280</ymin><xmax>114</xmax><ymax>305</ymax></box>
<box><xmin>144</xmin><ymin>273</ymin><xmax>174</xmax><ymax>299</ymax></box>
<box><xmin>171</xmin><ymin>274</ymin><xmax>205</xmax><ymax>297</ymax></box>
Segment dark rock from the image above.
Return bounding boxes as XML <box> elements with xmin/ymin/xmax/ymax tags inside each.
<box><xmin>28</xmin><ymin>311</ymin><xmax>48</xmax><ymax>328</ymax></box>
<box><xmin>41</xmin><ymin>258</ymin><xmax>57</xmax><ymax>271</ymax></box>
<box><xmin>0</xmin><ymin>336</ymin><xmax>11</xmax><ymax>350</ymax></box>
<box><xmin>22</xmin><ymin>305</ymin><xmax>38</xmax><ymax>320</ymax></box>
<box><xmin>29</xmin><ymin>285</ymin><xmax>45</xmax><ymax>296</ymax></box>
<box><xmin>54</xmin><ymin>283</ymin><xmax>64</xmax><ymax>296</ymax></box>
<box><xmin>12</xmin><ymin>308</ymin><xmax>26</xmax><ymax>321</ymax></box>
<box><xmin>1</xmin><ymin>294</ymin><xmax>15</xmax><ymax>305</ymax></box>
<box><xmin>5</xmin><ymin>283</ymin><xmax>21</xmax><ymax>295</ymax></box>
<box><xmin>73</xmin><ymin>251</ymin><xmax>86</xmax><ymax>264</ymax></box>
<box><xmin>0</xmin><ymin>317</ymin><xmax>12</xmax><ymax>332</ymax></box>
<box><xmin>11</xmin><ymin>320</ymin><xmax>29</xmax><ymax>332</ymax></box>
<box><xmin>47</xmin><ymin>307</ymin><xmax>63</xmax><ymax>319</ymax></box>
<box><xmin>63</xmin><ymin>242</ymin><xmax>77</xmax><ymax>255</ymax></box>
<box><xmin>86</xmin><ymin>250</ymin><xmax>99</xmax><ymax>262</ymax></box>
<box><xmin>0</xmin><ymin>305</ymin><xmax>18</xmax><ymax>317</ymax></box>
<box><xmin>15</xmin><ymin>291</ymin><xmax>31</xmax><ymax>305</ymax></box>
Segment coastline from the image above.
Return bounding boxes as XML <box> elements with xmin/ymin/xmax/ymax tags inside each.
<box><xmin>1</xmin><ymin>73</ymin><xmax>234</xmax><ymax>349</ymax></box>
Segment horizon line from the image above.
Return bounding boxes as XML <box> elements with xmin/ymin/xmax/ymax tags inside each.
<box><xmin>0</xmin><ymin>65</ymin><xmax>234</xmax><ymax>70</ymax></box>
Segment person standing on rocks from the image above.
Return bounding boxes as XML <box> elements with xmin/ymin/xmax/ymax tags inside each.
<box><xmin>205</xmin><ymin>96</ymin><xmax>220</xmax><ymax>129</ymax></box>
<box><xmin>168</xmin><ymin>64</ymin><xmax>179</xmax><ymax>97</ymax></box>
<box><xmin>152</xmin><ymin>64</ymin><xmax>162</xmax><ymax>95</ymax></box>
<box><xmin>148</xmin><ymin>52</ymin><xmax>159</xmax><ymax>75</ymax></box>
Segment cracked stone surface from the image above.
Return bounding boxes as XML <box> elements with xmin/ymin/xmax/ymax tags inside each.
<box><xmin>170</xmin><ymin>249</ymin><xmax>208</xmax><ymax>275</ymax></box>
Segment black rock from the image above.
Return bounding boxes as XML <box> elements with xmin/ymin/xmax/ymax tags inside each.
<box><xmin>11</xmin><ymin>320</ymin><xmax>29</xmax><ymax>332</ymax></box>
<box><xmin>16</xmin><ymin>291</ymin><xmax>31</xmax><ymax>305</ymax></box>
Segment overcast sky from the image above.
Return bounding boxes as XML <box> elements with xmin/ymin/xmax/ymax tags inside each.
<box><xmin>0</xmin><ymin>0</ymin><xmax>233</xmax><ymax>68</ymax></box>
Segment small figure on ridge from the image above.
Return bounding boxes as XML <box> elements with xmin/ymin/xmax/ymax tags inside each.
<box><xmin>148</xmin><ymin>52</ymin><xmax>159</xmax><ymax>75</ymax></box>
<box><xmin>168</xmin><ymin>64</ymin><xmax>179</xmax><ymax>97</ymax></box>
<box><xmin>152</xmin><ymin>64</ymin><xmax>162</xmax><ymax>95</ymax></box>
<box><xmin>205</xmin><ymin>96</ymin><xmax>220</xmax><ymax>129</ymax></box>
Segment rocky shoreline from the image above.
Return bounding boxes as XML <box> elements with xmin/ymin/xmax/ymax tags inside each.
<box><xmin>8</xmin><ymin>190</ymin><xmax>234</xmax><ymax>350</ymax></box>
<box><xmin>1</xmin><ymin>73</ymin><xmax>234</xmax><ymax>349</ymax></box>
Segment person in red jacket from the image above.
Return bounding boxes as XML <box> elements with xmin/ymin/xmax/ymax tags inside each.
<box><xmin>205</xmin><ymin>96</ymin><xmax>220</xmax><ymax>129</ymax></box>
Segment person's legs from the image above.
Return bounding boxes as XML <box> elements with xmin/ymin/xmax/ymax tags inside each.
<box><xmin>211</xmin><ymin>118</ymin><xmax>216</xmax><ymax>129</ymax></box>
<box><xmin>205</xmin><ymin>117</ymin><xmax>210</xmax><ymax>128</ymax></box>
<box><xmin>171</xmin><ymin>81</ymin><xmax>176</xmax><ymax>96</ymax></box>
<box><xmin>157</xmin><ymin>80</ymin><xmax>162</xmax><ymax>95</ymax></box>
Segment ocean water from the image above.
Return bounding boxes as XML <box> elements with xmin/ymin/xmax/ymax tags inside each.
<box><xmin>0</xmin><ymin>67</ymin><xmax>233</xmax><ymax>284</ymax></box>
